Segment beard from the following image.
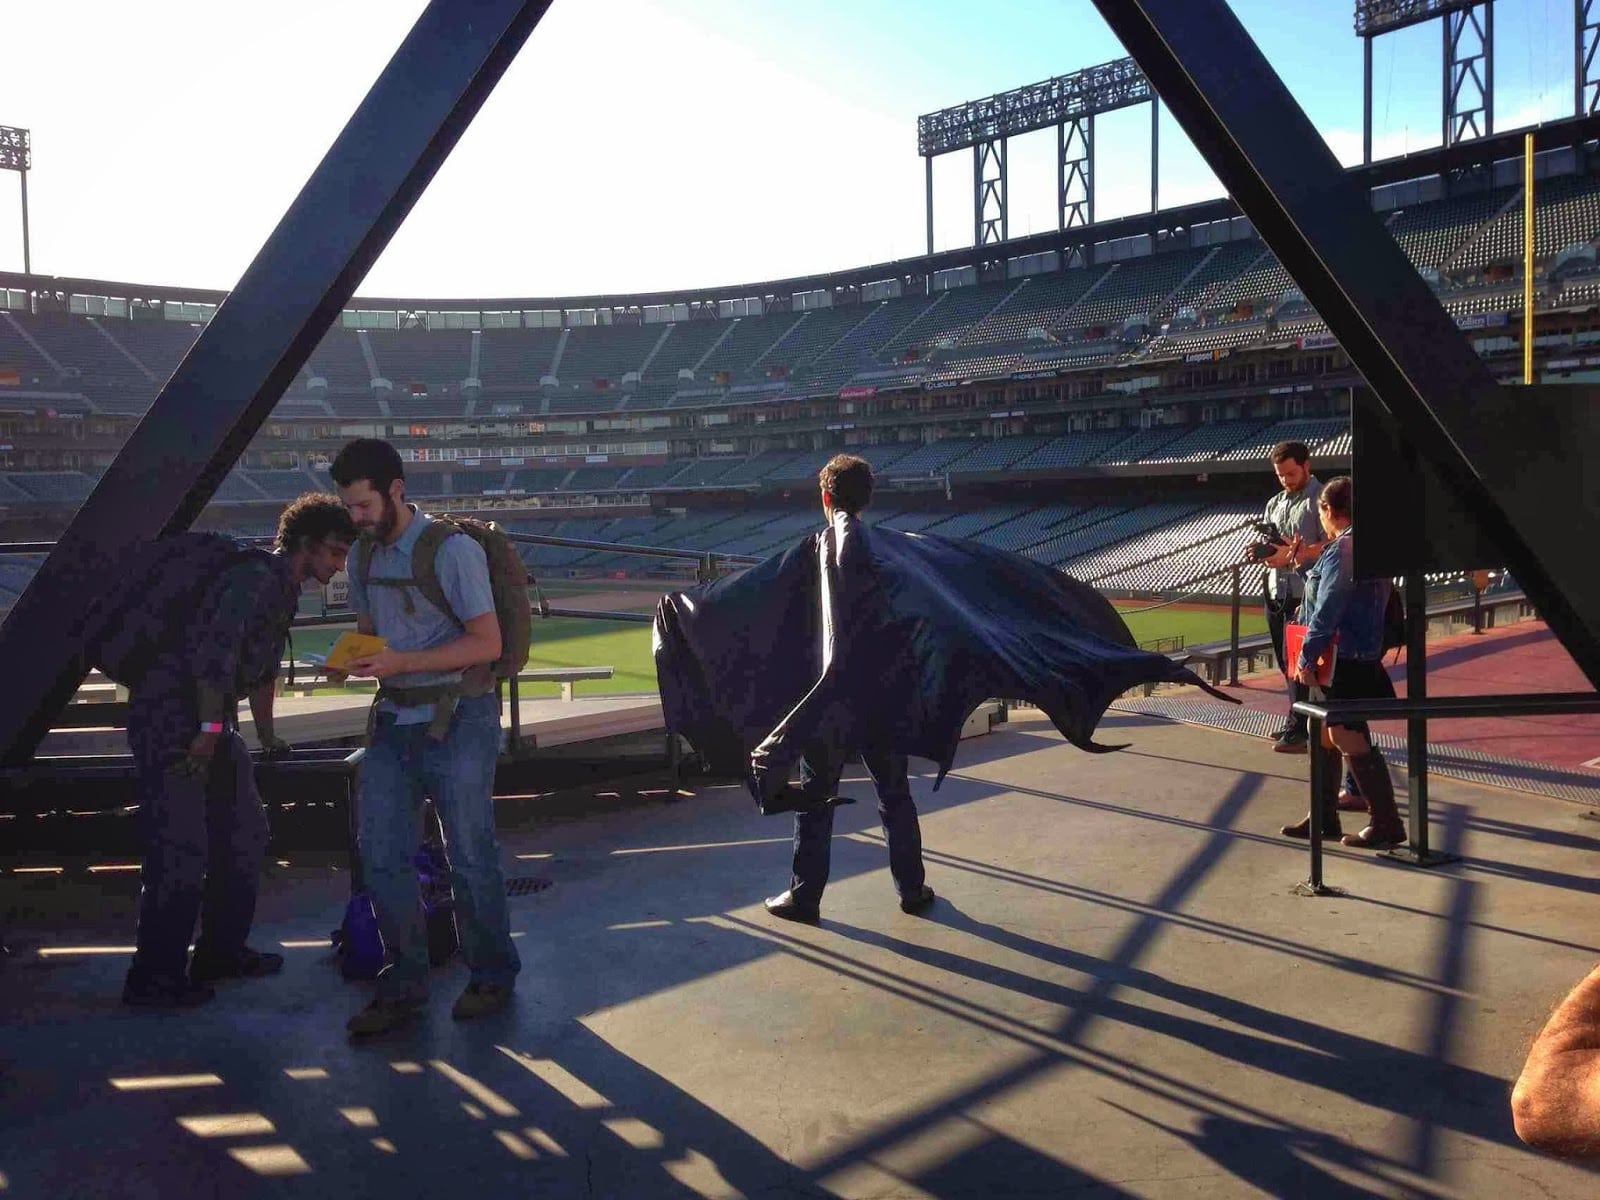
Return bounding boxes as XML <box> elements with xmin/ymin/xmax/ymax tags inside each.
<box><xmin>362</xmin><ymin>494</ymin><xmax>401</xmax><ymax>543</ymax></box>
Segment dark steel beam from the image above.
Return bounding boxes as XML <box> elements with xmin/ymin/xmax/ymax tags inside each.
<box><xmin>1090</xmin><ymin>0</ymin><xmax>1600</xmax><ymax>687</ymax></box>
<box><xmin>0</xmin><ymin>0</ymin><xmax>554</xmax><ymax>766</ymax></box>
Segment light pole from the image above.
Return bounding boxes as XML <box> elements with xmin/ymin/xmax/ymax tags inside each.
<box><xmin>0</xmin><ymin>126</ymin><xmax>31</xmax><ymax>275</ymax></box>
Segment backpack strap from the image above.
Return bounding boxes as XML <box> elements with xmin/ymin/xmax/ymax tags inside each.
<box><xmin>355</xmin><ymin>517</ymin><xmax>462</xmax><ymax>621</ymax></box>
<box><xmin>409</xmin><ymin>520</ymin><xmax>461</xmax><ymax>626</ymax></box>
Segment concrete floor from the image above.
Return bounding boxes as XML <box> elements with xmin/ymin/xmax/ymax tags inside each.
<box><xmin>3</xmin><ymin>712</ymin><xmax>1599</xmax><ymax>1198</ymax></box>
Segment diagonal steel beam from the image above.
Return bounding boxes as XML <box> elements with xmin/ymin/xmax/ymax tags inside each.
<box><xmin>0</xmin><ymin>0</ymin><xmax>553</xmax><ymax>765</ymax></box>
<box><xmin>1090</xmin><ymin>0</ymin><xmax>1600</xmax><ymax>689</ymax></box>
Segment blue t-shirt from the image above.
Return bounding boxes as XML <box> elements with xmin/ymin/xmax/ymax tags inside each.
<box><xmin>347</xmin><ymin>507</ymin><xmax>496</xmax><ymax>726</ymax></box>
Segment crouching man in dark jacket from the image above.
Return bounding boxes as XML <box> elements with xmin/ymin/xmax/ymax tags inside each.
<box><xmin>115</xmin><ymin>495</ymin><xmax>355</xmax><ymax>1008</ymax></box>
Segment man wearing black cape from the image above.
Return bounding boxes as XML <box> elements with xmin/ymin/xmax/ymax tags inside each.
<box><xmin>652</xmin><ymin>454</ymin><xmax>1234</xmax><ymax>924</ymax></box>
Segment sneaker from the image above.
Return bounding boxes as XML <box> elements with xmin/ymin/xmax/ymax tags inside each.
<box><xmin>190</xmin><ymin>946</ymin><xmax>285</xmax><ymax>985</ymax></box>
<box><xmin>1272</xmin><ymin>730</ymin><xmax>1309</xmax><ymax>754</ymax></box>
<box><xmin>346</xmin><ymin>996</ymin><xmax>425</xmax><ymax>1039</ymax></box>
<box><xmin>451</xmin><ymin>982</ymin><xmax>513</xmax><ymax>1020</ymax></box>
<box><xmin>899</xmin><ymin>884</ymin><xmax>936</xmax><ymax>915</ymax></box>
<box><xmin>123</xmin><ymin>976</ymin><xmax>216</xmax><ymax>1009</ymax></box>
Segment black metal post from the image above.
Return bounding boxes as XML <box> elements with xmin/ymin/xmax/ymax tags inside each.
<box><xmin>1294</xmin><ymin>714</ymin><xmax>1342</xmax><ymax>897</ymax></box>
<box><xmin>1057</xmin><ymin>122</ymin><xmax>1067</xmax><ymax>231</ymax></box>
<box><xmin>1363</xmin><ymin>35</ymin><xmax>1373</xmax><ymax>164</ymax></box>
<box><xmin>1228</xmin><ymin>563</ymin><xmax>1242</xmax><ymax>686</ymax></box>
<box><xmin>1381</xmin><ymin>571</ymin><xmax>1462</xmax><ymax>867</ymax></box>
<box><xmin>1485</xmin><ymin>0</ymin><xmax>1494</xmax><ymax>135</ymax></box>
<box><xmin>925</xmin><ymin>155</ymin><xmax>934</xmax><ymax>256</ymax></box>
<box><xmin>1088</xmin><ymin>114</ymin><xmax>1097</xmax><ymax>225</ymax></box>
<box><xmin>0</xmin><ymin>0</ymin><xmax>555</xmax><ymax>766</ymax></box>
<box><xmin>18</xmin><ymin>169</ymin><xmax>28</xmax><ymax>277</ymax></box>
<box><xmin>1443</xmin><ymin>11</ymin><xmax>1452</xmax><ymax>149</ymax></box>
<box><xmin>1472</xmin><ymin>582</ymin><xmax>1485</xmax><ymax>634</ymax></box>
<box><xmin>508</xmin><ymin>674</ymin><xmax>522</xmax><ymax>754</ymax></box>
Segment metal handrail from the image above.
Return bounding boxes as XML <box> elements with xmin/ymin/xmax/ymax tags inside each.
<box><xmin>1290</xmin><ymin>691</ymin><xmax>1600</xmax><ymax>894</ymax></box>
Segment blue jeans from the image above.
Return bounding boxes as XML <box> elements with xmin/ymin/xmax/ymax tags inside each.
<box><xmin>357</xmin><ymin>693</ymin><xmax>520</xmax><ymax>1000</ymax></box>
<box><xmin>125</xmin><ymin>729</ymin><xmax>268</xmax><ymax>987</ymax></box>
<box><xmin>789</xmin><ymin>747</ymin><xmax>925</xmax><ymax>909</ymax></box>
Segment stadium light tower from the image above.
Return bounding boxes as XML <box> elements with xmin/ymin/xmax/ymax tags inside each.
<box><xmin>917</xmin><ymin>59</ymin><xmax>1156</xmax><ymax>259</ymax></box>
<box><xmin>1354</xmin><ymin>1</ymin><xmax>1493</xmax><ymax>161</ymax></box>
<box><xmin>0</xmin><ymin>125</ymin><xmax>30</xmax><ymax>275</ymax></box>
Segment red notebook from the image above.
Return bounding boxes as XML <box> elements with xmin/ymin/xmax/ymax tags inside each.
<box><xmin>1284</xmin><ymin>623</ymin><xmax>1337</xmax><ymax>687</ymax></box>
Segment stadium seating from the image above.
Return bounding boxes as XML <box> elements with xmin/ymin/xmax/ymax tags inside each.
<box><xmin>560</xmin><ymin>465</ymin><xmax>631</xmax><ymax>491</ymax></box>
<box><xmin>1140</xmin><ymin>419</ymin><xmax>1271</xmax><ymax>463</ymax></box>
<box><xmin>1455</xmin><ymin>173</ymin><xmax>1600</xmax><ymax>271</ymax></box>
<box><xmin>945</xmin><ymin>435</ymin><xmax>1054</xmax><ymax>475</ymax></box>
<box><xmin>616</xmin><ymin>462</ymin><xmax>689</xmax><ymax>488</ymax></box>
<box><xmin>960</xmin><ymin>266</ymin><xmax>1115</xmax><ymax>346</ymax></box>
<box><xmin>695</xmin><ymin>312</ymin><xmax>808</xmax><ymax>384</ymax></box>
<box><xmin>881</xmin><ymin>439</ymin><xmax>981</xmax><ymax>476</ymax></box>
<box><xmin>1011</xmin><ymin>430</ymin><xmax>1136</xmax><ymax>470</ymax></box>
<box><xmin>642</xmin><ymin>321</ymin><xmax>733</xmax><ymax>385</ymax></box>
<box><xmin>1387</xmin><ymin>186</ymin><xmax>1516</xmax><ymax>270</ymax></box>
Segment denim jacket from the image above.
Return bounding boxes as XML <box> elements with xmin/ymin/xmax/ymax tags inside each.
<box><xmin>1297</xmin><ymin>527</ymin><xmax>1390</xmax><ymax>668</ymax></box>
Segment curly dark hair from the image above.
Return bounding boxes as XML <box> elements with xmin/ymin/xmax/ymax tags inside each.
<box><xmin>818</xmin><ymin>453</ymin><xmax>874</xmax><ymax>516</ymax></box>
<box><xmin>276</xmin><ymin>492</ymin><xmax>359</xmax><ymax>552</ymax></box>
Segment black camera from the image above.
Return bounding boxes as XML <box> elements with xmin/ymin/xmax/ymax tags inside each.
<box><xmin>1245</xmin><ymin>519</ymin><xmax>1288</xmax><ymax>562</ymax></box>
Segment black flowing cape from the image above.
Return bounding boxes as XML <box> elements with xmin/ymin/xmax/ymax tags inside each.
<box><xmin>652</xmin><ymin>511</ymin><xmax>1235</xmax><ymax>806</ymax></box>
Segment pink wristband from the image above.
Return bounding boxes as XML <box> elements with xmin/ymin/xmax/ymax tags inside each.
<box><xmin>198</xmin><ymin>722</ymin><xmax>224</xmax><ymax>734</ymax></box>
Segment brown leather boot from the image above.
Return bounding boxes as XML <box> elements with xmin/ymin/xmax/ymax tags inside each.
<box><xmin>1335</xmin><ymin>756</ymin><xmax>1368</xmax><ymax>811</ymax></box>
<box><xmin>1341</xmin><ymin>749</ymin><xmax>1406</xmax><ymax>848</ymax></box>
<box><xmin>1282</xmin><ymin>747</ymin><xmax>1344</xmax><ymax>839</ymax></box>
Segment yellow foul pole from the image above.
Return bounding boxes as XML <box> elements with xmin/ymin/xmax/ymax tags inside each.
<box><xmin>1524</xmin><ymin>132</ymin><xmax>1535</xmax><ymax>384</ymax></box>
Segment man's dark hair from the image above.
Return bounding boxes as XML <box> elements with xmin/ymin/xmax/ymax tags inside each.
<box><xmin>819</xmin><ymin>453</ymin><xmax>874</xmax><ymax>515</ymax></box>
<box><xmin>1322</xmin><ymin>475</ymin><xmax>1353</xmax><ymax>520</ymax></box>
<box><xmin>277</xmin><ymin>493</ymin><xmax>359</xmax><ymax>552</ymax></box>
<box><xmin>330</xmin><ymin>437</ymin><xmax>405</xmax><ymax>494</ymax></box>
<box><xmin>1269</xmin><ymin>440</ymin><xmax>1311</xmax><ymax>466</ymax></box>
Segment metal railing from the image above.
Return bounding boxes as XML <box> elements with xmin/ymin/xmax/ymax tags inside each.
<box><xmin>1290</xmin><ymin>692</ymin><xmax>1600</xmax><ymax>895</ymax></box>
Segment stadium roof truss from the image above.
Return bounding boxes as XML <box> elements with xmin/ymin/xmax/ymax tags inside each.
<box><xmin>1092</xmin><ymin>0</ymin><xmax>1598</xmax><ymax>689</ymax></box>
<box><xmin>917</xmin><ymin>59</ymin><xmax>1157</xmax><ymax>255</ymax></box>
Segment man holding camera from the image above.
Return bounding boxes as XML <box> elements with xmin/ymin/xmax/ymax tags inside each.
<box><xmin>1258</xmin><ymin>440</ymin><xmax>1325</xmax><ymax>753</ymax></box>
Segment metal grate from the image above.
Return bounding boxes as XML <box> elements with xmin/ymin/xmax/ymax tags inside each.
<box><xmin>1110</xmin><ymin>697</ymin><xmax>1600</xmax><ymax>806</ymax></box>
<box><xmin>505</xmin><ymin>875</ymin><xmax>553</xmax><ymax>897</ymax></box>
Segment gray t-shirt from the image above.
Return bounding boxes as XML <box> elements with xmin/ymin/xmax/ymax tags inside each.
<box><xmin>1263</xmin><ymin>474</ymin><xmax>1323</xmax><ymax>601</ymax></box>
<box><xmin>347</xmin><ymin>507</ymin><xmax>496</xmax><ymax>726</ymax></box>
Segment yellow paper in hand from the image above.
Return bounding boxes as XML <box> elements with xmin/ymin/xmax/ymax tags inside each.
<box><xmin>322</xmin><ymin>632</ymin><xmax>387</xmax><ymax>672</ymax></box>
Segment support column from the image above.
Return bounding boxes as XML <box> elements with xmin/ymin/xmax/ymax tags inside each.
<box><xmin>925</xmin><ymin>155</ymin><xmax>934</xmax><ymax>256</ymax></box>
<box><xmin>1363</xmin><ymin>35</ymin><xmax>1373</xmax><ymax>164</ymax></box>
<box><xmin>18</xmin><ymin>169</ymin><xmax>29</xmax><ymax>276</ymax></box>
<box><xmin>974</xmin><ymin>137</ymin><xmax>1006</xmax><ymax>247</ymax></box>
<box><xmin>1445</xmin><ymin>3</ymin><xmax>1490</xmax><ymax>147</ymax></box>
<box><xmin>1579</xmin><ymin>0</ymin><xmax>1600</xmax><ymax>116</ymax></box>
<box><xmin>1059</xmin><ymin>116</ymin><xmax>1092</xmax><ymax>230</ymax></box>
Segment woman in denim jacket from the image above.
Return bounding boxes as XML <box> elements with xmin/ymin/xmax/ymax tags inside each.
<box><xmin>1281</xmin><ymin>476</ymin><xmax>1404</xmax><ymax>848</ymax></box>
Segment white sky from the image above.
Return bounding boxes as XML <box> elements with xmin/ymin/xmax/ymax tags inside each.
<box><xmin>0</xmin><ymin>0</ymin><xmax>1580</xmax><ymax>299</ymax></box>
